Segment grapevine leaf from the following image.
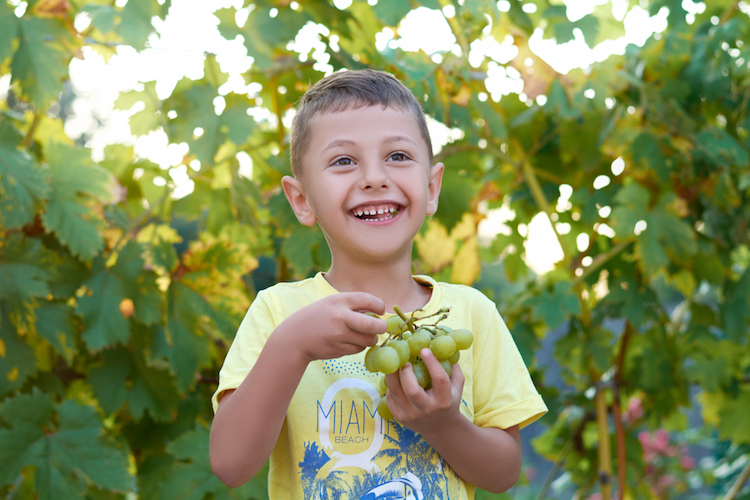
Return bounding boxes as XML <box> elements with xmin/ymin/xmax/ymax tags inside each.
<box><xmin>165</xmin><ymin>83</ymin><xmax>255</xmax><ymax>164</ymax></box>
<box><xmin>718</xmin><ymin>387</ymin><xmax>750</xmax><ymax>444</ymax></box>
<box><xmin>0</xmin><ymin>389</ymin><xmax>132</xmax><ymax>498</ymax></box>
<box><xmin>113</xmin><ymin>240</ymin><xmax>162</xmax><ymax>326</ymax></box>
<box><xmin>721</xmin><ymin>268</ymin><xmax>750</xmax><ymax>342</ymax></box>
<box><xmin>695</xmin><ymin>126</ymin><xmax>750</xmax><ymax>169</ymax></box>
<box><xmin>0</xmin><ymin>304</ymin><xmax>38</xmax><ymax>396</ymax></box>
<box><xmin>41</xmin><ymin>143</ymin><xmax>111</xmax><ymax>260</ymax></box>
<box><xmin>0</xmin><ymin>1</ymin><xmax>19</xmax><ymax>67</ymax></box>
<box><xmin>89</xmin><ymin>342</ymin><xmax>180</xmax><ymax>421</ymax></box>
<box><xmin>35</xmin><ymin>301</ymin><xmax>77</xmax><ymax>364</ymax></box>
<box><xmin>527</xmin><ymin>281</ymin><xmax>581</xmax><ymax>329</ymax></box>
<box><xmin>116</xmin><ymin>0</ymin><xmax>159</xmax><ymax>51</ymax></box>
<box><xmin>10</xmin><ymin>17</ymin><xmax>70</xmax><ymax>109</ymax></box>
<box><xmin>372</xmin><ymin>0</ymin><xmax>411</xmax><ymax>26</ymax></box>
<box><xmin>610</xmin><ymin>182</ymin><xmax>696</xmax><ymax>276</ymax></box>
<box><xmin>83</xmin><ymin>4</ymin><xmax>117</xmax><ymax>34</ymax></box>
<box><xmin>632</xmin><ymin>132</ymin><xmax>669</xmax><ymax>182</ymax></box>
<box><xmin>435</xmin><ymin>166</ymin><xmax>473</xmax><ymax>232</ymax></box>
<box><xmin>152</xmin><ymin>283</ymin><xmax>216</xmax><ymax>393</ymax></box>
<box><xmin>76</xmin><ymin>261</ymin><xmax>130</xmax><ymax>351</ymax></box>
<box><xmin>159</xmin><ymin>426</ymin><xmax>266</xmax><ymax>500</ymax></box>
<box><xmin>0</xmin><ymin>235</ymin><xmax>52</xmax><ymax>333</ymax></box>
<box><xmin>115</xmin><ymin>81</ymin><xmax>163</xmax><ymax>135</ymax></box>
<box><xmin>0</xmin><ymin>144</ymin><xmax>50</xmax><ymax>230</ymax></box>
<box><xmin>281</xmin><ymin>225</ymin><xmax>325</xmax><ymax>277</ymax></box>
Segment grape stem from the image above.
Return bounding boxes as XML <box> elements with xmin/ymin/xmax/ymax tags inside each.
<box><xmin>389</xmin><ymin>306</ymin><xmax>452</xmax><ymax>340</ymax></box>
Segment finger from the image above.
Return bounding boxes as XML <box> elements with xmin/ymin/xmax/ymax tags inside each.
<box><xmin>340</xmin><ymin>292</ymin><xmax>386</xmax><ymax>316</ymax></box>
<box><xmin>420</xmin><ymin>348</ymin><xmax>452</xmax><ymax>397</ymax></box>
<box><xmin>345</xmin><ymin>310</ymin><xmax>387</xmax><ymax>335</ymax></box>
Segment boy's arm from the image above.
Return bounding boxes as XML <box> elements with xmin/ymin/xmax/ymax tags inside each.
<box><xmin>209</xmin><ymin>292</ymin><xmax>386</xmax><ymax>488</ymax></box>
<box><xmin>384</xmin><ymin>348</ymin><xmax>522</xmax><ymax>493</ymax></box>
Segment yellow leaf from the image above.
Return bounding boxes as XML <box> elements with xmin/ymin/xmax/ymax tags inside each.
<box><xmin>450</xmin><ymin>237</ymin><xmax>481</xmax><ymax>285</ymax></box>
<box><xmin>696</xmin><ymin>391</ymin><xmax>721</xmax><ymax>425</ymax></box>
<box><xmin>450</xmin><ymin>83</ymin><xmax>472</xmax><ymax>107</ymax></box>
<box><xmin>7</xmin><ymin>366</ymin><xmax>19</xmax><ymax>381</ymax></box>
<box><xmin>0</xmin><ymin>338</ymin><xmax>5</xmax><ymax>357</ymax></box>
<box><xmin>414</xmin><ymin>220</ymin><xmax>455</xmax><ymax>272</ymax></box>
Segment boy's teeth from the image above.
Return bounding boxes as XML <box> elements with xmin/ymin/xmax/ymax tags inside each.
<box><xmin>353</xmin><ymin>205</ymin><xmax>399</xmax><ymax>220</ymax></box>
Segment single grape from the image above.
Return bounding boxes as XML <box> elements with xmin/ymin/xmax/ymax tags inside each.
<box><xmin>447</xmin><ymin>350</ymin><xmax>460</xmax><ymax>365</ymax></box>
<box><xmin>407</xmin><ymin>328</ymin><xmax>431</xmax><ymax>355</ymax></box>
<box><xmin>378</xmin><ymin>376</ymin><xmax>388</xmax><ymax>395</ymax></box>
<box><xmin>375</xmin><ymin>345</ymin><xmax>401</xmax><ymax>374</ymax></box>
<box><xmin>388</xmin><ymin>339</ymin><xmax>410</xmax><ymax>368</ymax></box>
<box><xmin>449</xmin><ymin>329</ymin><xmax>473</xmax><ymax>350</ymax></box>
<box><xmin>429</xmin><ymin>335</ymin><xmax>456</xmax><ymax>360</ymax></box>
<box><xmin>365</xmin><ymin>345</ymin><xmax>380</xmax><ymax>372</ymax></box>
<box><xmin>378</xmin><ymin>397</ymin><xmax>394</xmax><ymax>420</ymax></box>
<box><xmin>435</xmin><ymin>325</ymin><xmax>452</xmax><ymax>335</ymax></box>
<box><xmin>412</xmin><ymin>361</ymin><xmax>431</xmax><ymax>388</ymax></box>
<box><xmin>440</xmin><ymin>359</ymin><xmax>452</xmax><ymax>377</ymax></box>
<box><xmin>363</xmin><ymin>311</ymin><xmax>380</xmax><ymax>318</ymax></box>
<box><xmin>386</xmin><ymin>315</ymin><xmax>407</xmax><ymax>335</ymax></box>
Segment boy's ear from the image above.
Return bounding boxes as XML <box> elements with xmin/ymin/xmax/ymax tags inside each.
<box><xmin>281</xmin><ymin>175</ymin><xmax>317</xmax><ymax>226</ymax></box>
<box><xmin>426</xmin><ymin>162</ymin><xmax>444</xmax><ymax>216</ymax></box>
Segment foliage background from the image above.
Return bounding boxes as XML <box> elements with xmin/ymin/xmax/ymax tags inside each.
<box><xmin>1</xmin><ymin>0</ymin><xmax>750</xmax><ymax>498</ymax></box>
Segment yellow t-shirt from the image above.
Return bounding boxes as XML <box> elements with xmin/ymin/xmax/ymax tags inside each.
<box><xmin>212</xmin><ymin>273</ymin><xmax>547</xmax><ymax>500</ymax></box>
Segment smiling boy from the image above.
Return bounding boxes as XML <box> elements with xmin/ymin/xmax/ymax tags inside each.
<box><xmin>209</xmin><ymin>69</ymin><xmax>547</xmax><ymax>499</ymax></box>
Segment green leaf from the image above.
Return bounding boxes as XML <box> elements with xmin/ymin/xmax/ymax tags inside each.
<box><xmin>0</xmin><ymin>1</ymin><xmax>19</xmax><ymax>64</ymax></box>
<box><xmin>0</xmin><ymin>144</ymin><xmax>49</xmax><ymax>230</ymax></box>
<box><xmin>159</xmin><ymin>426</ymin><xmax>266</xmax><ymax>500</ymax></box>
<box><xmin>40</xmin><ymin>143</ymin><xmax>111</xmax><ymax>260</ymax></box>
<box><xmin>721</xmin><ymin>268</ymin><xmax>750</xmax><ymax>342</ymax></box>
<box><xmin>0</xmin><ymin>235</ymin><xmax>52</xmax><ymax>333</ymax></box>
<box><xmin>281</xmin><ymin>225</ymin><xmax>326</xmax><ymax>277</ymax></box>
<box><xmin>632</xmin><ymin>132</ymin><xmax>669</xmax><ymax>182</ymax></box>
<box><xmin>372</xmin><ymin>0</ymin><xmax>411</xmax><ymax>26</ymax></box>
<box><xmin>165</xmin><ymin>83</ymin><xmax>255</xmax><ymax>164</ymax></box>
<box><xmin>152</xmin><ymin>283</ymin><xmax>216</xmax><ymax>393</ymax></box>
<box><xmin>718</xmin><ymin>387</ymin><xmax>750</xmax><ymax>444</ymax></box>
<box><xmin>35</xmin><ymin>301</ymin><xmax>77</xmax><ymax>364</ymax></box>
<box><xmin>113</xmin><ymin>240</ymin><xmax>162</xmax><ymax>325</ymax></box>
<box><xmin>89</xmin><ymin>342</ymin><xmax>180</xmax><ymax>421</ymax></box>
<box><xmin>10</xmin><ymin>17</ymin><xmax>70</xmax><ymax>109</ymax></box>
<box><xmin>115</xmin><ymin>81</ymin><xmax>163</xmax><ymax>135</ymax></box>
<box><xmin>0</xmin><ymin>389</ymin><xmax>132</xmax><ymax>499</ymax></box>
<box><xmin>610</xmin><ymin>182</ymin><xmax>696</xmax><ymax>276</ymax></box>
<box><xmin>76</xmin><ymin>262</ymin><xmax>130</xmax><ymax>351</ymax></box>
<box><xmin>0</xmin><ymin>304</ymin><xmax>38</xmax><ymax>396</ymax></box>
<box><xmin>116</xmin><ymin>0</ymin><xmax>158</xmax><ymax>50</ymax></box>
<box><xmin>435</xmin><ymin>166</ymin><xmax>474</xmax><ymax>232</ymax></box>
<box><xmin>527</xmin><ymin>281</ymin><xmax>581</xmax><ymax>329</ymax></box>
<box><xmin>695</xmin><ymin>126</ymin><xmax>750</xmax><ymax>169</ymax></box>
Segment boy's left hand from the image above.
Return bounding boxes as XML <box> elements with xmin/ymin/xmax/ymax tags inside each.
<box><xmin>383</xmin><ymin>347</ymin><xmax>464</xmax><ymax>434</ymax></box>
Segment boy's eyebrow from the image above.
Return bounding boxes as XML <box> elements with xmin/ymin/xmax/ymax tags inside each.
<box><xmin>323</xmin><ymin>135</ymin><xmax>420</xmax><ymax>151</ymax></box>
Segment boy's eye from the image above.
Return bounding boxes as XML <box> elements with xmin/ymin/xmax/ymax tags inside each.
<box><xmin>333</xmin><ymin>157</ymin><xmax>353</xmax><ymax>166</ymax></box>
<box><xmin>389</xmin><ymin>152</ymin><xmax>408</xmax><ymax>161</ymax></box>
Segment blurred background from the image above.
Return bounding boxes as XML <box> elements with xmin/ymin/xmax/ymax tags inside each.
<box><xmin>1</xmin><ymin>0</ymin><xmax>749</xmax><ymax>499</ymax></box>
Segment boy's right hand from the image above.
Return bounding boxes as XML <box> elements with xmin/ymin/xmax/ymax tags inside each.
<box><xmin>275</xmin><ymin>293</ymin><xmax>387</xmax><ymax>362</ymax></box>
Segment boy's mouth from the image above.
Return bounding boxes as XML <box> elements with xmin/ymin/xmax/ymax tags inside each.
<box><xmin>350</xmin><ymin>203</ymin><xmax>401</xmax><ymax>221</ymax></box>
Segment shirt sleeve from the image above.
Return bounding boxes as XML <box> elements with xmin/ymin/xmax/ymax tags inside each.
<box><xmin>211</xmin><ymin>290</ymin><xmax>279</xmax><ymax>413</ymax></box>
<box><xmin>472</xmin><ymin>298</ymin><xmax>547</xmax><ymax>430</ymax></box>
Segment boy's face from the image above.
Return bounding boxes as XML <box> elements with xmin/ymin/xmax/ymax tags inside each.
<box><xmin>282</xmin><ymin>105</ymin><xmax>444</xmax><ymax>264</ymax></box>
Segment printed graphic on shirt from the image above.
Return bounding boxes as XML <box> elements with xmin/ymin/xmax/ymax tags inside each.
<box><xmin>298</xmin><ymin>370</ymin><xmax>464</xmax><ymax>499</ymax></box>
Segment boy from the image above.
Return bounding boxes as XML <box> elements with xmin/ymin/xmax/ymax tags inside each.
<box><xmin>209</xmin><ymin>69</ymin><xmax>547</xmax><ymax>499</ymax></box>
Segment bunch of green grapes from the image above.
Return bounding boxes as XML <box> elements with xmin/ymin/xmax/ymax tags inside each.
<box><xmin>363</xmin><ymin>306</ymin><xmax>473</xmax><ymax>420</ymax></box>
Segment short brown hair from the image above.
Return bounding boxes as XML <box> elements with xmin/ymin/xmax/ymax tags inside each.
<box><xmin>289</xmin><ymin>69</ymin><xmax>433</xmax><ymax>177</ymax></box>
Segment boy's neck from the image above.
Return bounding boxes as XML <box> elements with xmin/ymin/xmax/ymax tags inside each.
<box><xmin>323</xmin><ymin>258</ymin><xmax>432</xmax><ymax>314</ymax></box>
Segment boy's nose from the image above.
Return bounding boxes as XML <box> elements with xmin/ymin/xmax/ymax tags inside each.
<box><xmin>359</xmin><ymin>160</ymin><xmax>390</xmax><ymax>189</ymax></box>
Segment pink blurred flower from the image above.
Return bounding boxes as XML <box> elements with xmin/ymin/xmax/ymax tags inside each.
<box><xmin>681</xmin><ymin>456</ymin><xmax>696</xmax><ymax>470</ymax></box>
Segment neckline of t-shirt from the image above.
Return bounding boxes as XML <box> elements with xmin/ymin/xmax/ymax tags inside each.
<box><xmin>311</xmin><ymin>272</ymin><xmax>442</xmax><ymax>316</ymax></box>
